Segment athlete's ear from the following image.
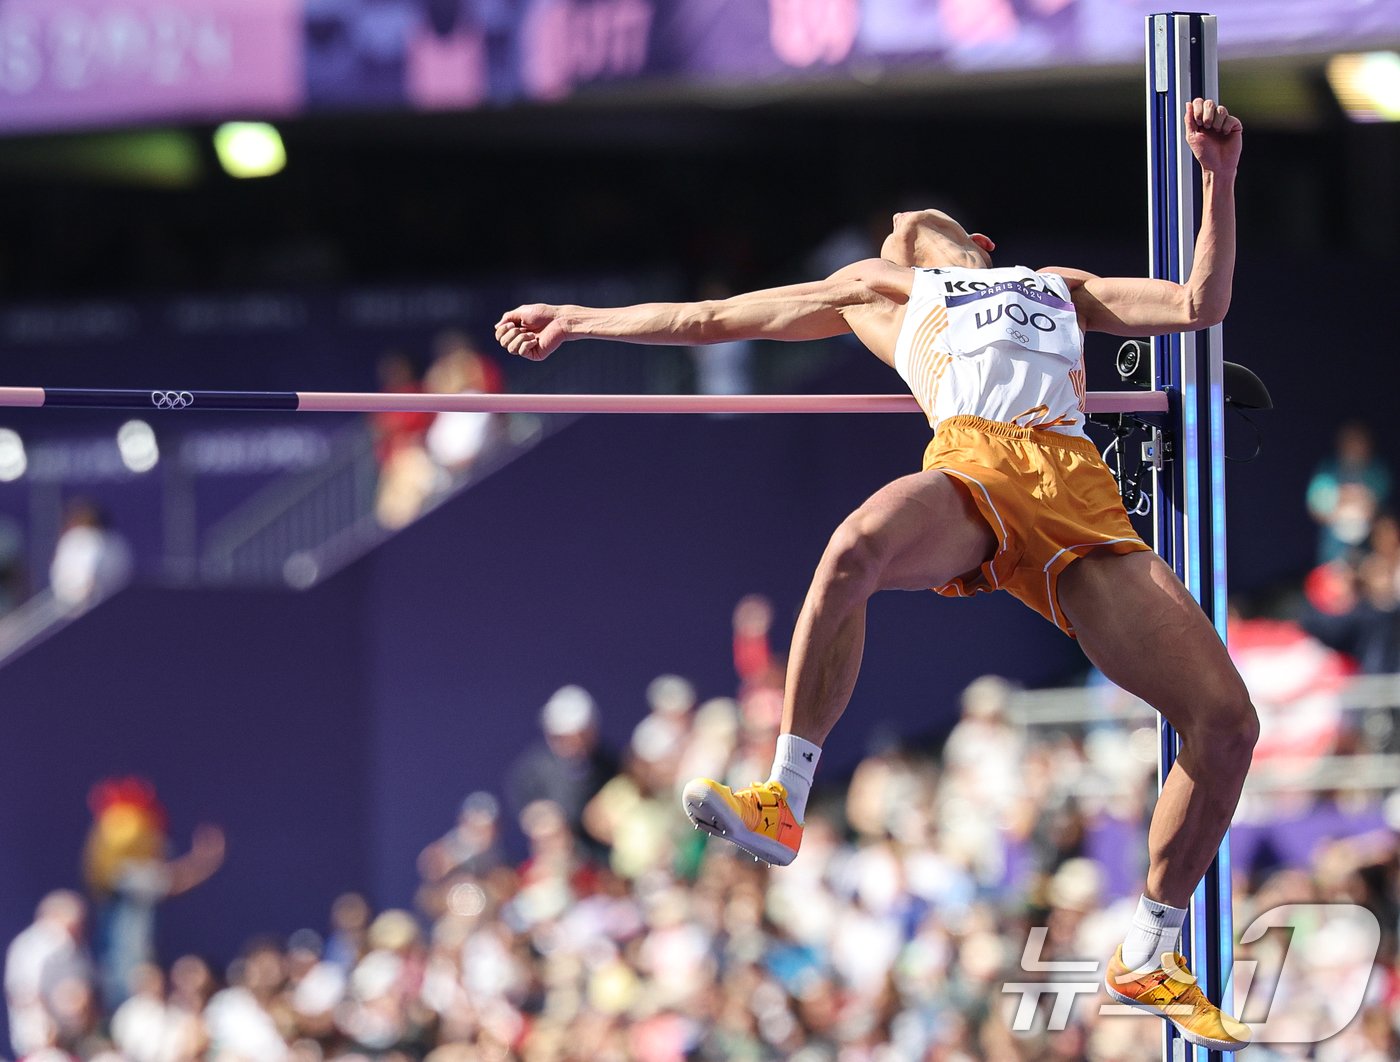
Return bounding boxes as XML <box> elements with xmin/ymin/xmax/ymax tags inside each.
<box><xmin>970</xmin><ymin>233</ymin><xmax>996</xmax><ymax>254</ymax></box>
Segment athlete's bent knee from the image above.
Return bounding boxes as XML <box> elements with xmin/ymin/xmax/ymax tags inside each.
<box><xmin>819</xmin><ymin>517</ymin><xmax>891</xmax><ymax>595</ymax></box>
<box><xmin>1182</xmin><ymin>699</ymin><xmax>1259</xmax><ymax>770</ymax></box>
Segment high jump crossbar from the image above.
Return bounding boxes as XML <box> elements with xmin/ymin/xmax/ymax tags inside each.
<box><xmin>0</xmin><ymin>387</ymin><xmax>1168</xmax><ymax>416</ymax></box>
<box><xmin>1148</xmin><ymin>13</ymin><xmax>1235</xmax><ymax>1062</ymax></box>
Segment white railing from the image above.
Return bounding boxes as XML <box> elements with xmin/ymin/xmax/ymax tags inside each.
<box><xmin>1006</xmin><ymin>682</ymin><xmax>1400</xmax><ymax>794</ymax></box>
<box><xmin>0</xmin><ymin>580</ymin><xmax>131</xmax><ymax>667</ymax></box>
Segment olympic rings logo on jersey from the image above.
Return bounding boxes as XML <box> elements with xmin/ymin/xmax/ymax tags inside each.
<box><xmin>151</xmin><ymin>390</ymin><xmax>195</xmax><ymax>410</ymax></box>
<box><xmin>1008</xmin><ymin>329</ymin><xmax>1031</xmax><ymax>345</ymax></box>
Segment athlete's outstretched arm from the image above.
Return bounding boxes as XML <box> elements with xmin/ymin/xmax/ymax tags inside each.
<box><xmin>495</xmin><ymin>259</ymin><xmax>909</xmax><ymax>363</ymax></box>
<box><xmin>1049</xmin><ymin>98</ymin><xmax>1241</xmax><ymax>336</ymax></box>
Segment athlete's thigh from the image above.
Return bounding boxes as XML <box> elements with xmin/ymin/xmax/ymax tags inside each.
<box><xmin>1057</xmin><ymin>550</ymin><xmax>1250</xmax><ymax>731</ymax></box>
<box><xmin>843</xmin><ymin>469</ymin><xmax>997</xmax><ymax>591</ymax></box>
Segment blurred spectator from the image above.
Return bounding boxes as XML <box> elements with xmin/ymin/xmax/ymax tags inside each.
<box><xmin>83</xmin><ymin>777</ymin><xmax>225</xmax><ymax>1009</ymax></box>
<box><xmin>374</xmin><ymin>349</ymin><xmax>440</xmax><ymax>531</ymax></box>
<box><xmin>732</xmin><ymin>593</ymin><xmax>778</xmax><ymax>689</ymax></box>
<box><xmin>584</xmin><ymin>714</ymin><xmax>690</xmax><ymax>880</ymax></box>
<box><xmin>1308</xmin><ymin>421</ymin><xmax>1391</xmax><ymax>564</ymax></box>
<box><xmin>292</xmin><ymin>951</ymin><xmax>346</xmax><ymax>1051</ymax></box>
<box><xmin>1303</xmin><ymin>517</ymin><xmax>1400</xmax><ymax>675</ymax></box>
<box><xmin>109</xmin><ymin>962</ymin><xmax>176</xmax><ymax>1062</ymax></box>
<box><xmin>675</xmin><ymin>696</ymin><xmax>741</xmax><ymax>790</ymax></box>
<box><xmin>1360</xmin><ymin>511</ymin><xmax>1400</xmax><ymax>602</ymax></box>
<box><xmin>513</xmin><ymin>798</ymin><xmax>601</xmax><ymax>927</ymax></box>
<box><xmin>49</xmin><ymin>499</ymin><xmax>132</xmax><ymax>609</ymax></box>
<box><xmin>416</xmin><ymin>791</ymin><xmax>505</xmax><ymax>915</ymax></box>
<box><xmin>507</xmin><ymin>686</ymin><xmax>617</xmax><ymax>846</ymax></box>
<box><xmin>942</xmin><ymin>675</ymin><xmax>1024</xmax><ymax>799</ymax></box>
<box><xmin>371</xmin><ymin>350</ymin><xmax>435</xmax><ymax>467</ymax></box>
<box><xmin>162</xmin><ymin>955</ymin><xmax>214</xmax><ymax>1058</ymax></box>
<box><xmin>375</xmin><ymin>331</ymin><xmax>506</xmax><ymax>530</ymax></box>
<box><xmin>727</xmin><ymin>684</ymin><xmax>785</xmax><ymax>788</ymax></box>
<box><xmin>4</xmin><ymin>890</ymin><xmax>94</xmax><ymax>1057</ymax></box>
<box><xmin>939</xmin><ymin>675</ymin><xmax>1025</xmax><ymax>885</ymax></box>
<box><xmin>324</xmin><ymin>892</ymin><xmax>372</xmax><ymax>972</ymax></box>
<box><xmin>202</xmin><ymin>938</ymin><xmax>289</xmax><ymax>1059</ymax></box>
<box><xmin>642</xmin><ymin>673</ymin><xmax>697</xmax><ymax>752</ymax></box>
<box><xmin>337</xmin><ymin>910</ymin><xmax>433</xmax><ymax>1053</ymax></box>
<box><xmin>375</xmin><ymin>443</ymin><xmax>440</xmax><ymax>529</ymax></box>
<box><xmin>423</xmin><ymin>331</ymin><xmax>503</xmax><ymax>477</ymax></box>
<box><xmin>0</xmin><ymin>513</ymin><xmax>27</xmax><ymax>616</ymax></box>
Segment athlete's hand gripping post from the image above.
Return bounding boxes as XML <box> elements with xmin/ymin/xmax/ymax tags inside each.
<box><xmin>1185</xmin><ymin>97</ymin><xmax>1242</xmax><ymax>176</ymax></box>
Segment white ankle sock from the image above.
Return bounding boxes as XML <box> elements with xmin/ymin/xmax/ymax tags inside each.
<box><xmin>769</xmin><ymin>734</ymin><xmax>821</xmax><ymax>821</ymax></box>
<box><xmin>1121</xmin><ymin>895</ymin><xmax>1187</xmax><ymax>970</ymax></box>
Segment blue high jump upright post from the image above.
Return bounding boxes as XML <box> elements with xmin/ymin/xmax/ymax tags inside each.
<box><xmin>1146</xmin><ymin>12</ymin><xmax>1234</xmax><ymax>1062</ymax></box>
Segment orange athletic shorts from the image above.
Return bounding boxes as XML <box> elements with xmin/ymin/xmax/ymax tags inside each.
<box><xmin>924</xmin><ymin>415</ymin><xmax>1152</xmax><ymax>636</ymax></box>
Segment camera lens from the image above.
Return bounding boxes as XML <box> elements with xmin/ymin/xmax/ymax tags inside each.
<box><xmin>1116</xmin><ymin>340</ymin><xmax>1149</xmax><ymax>385</ymax></box>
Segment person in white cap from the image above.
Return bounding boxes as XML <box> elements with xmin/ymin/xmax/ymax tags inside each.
<box><xmin>507</xmin><ymin>685</ymin><xmax>616</xmax><ymax>845</ymax></box>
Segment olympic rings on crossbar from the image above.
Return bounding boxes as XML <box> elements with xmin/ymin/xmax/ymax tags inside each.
<box><xmin>150</xmin><ymin>391</ymin><xmax>195</xmax><ymax>410</ymax></box>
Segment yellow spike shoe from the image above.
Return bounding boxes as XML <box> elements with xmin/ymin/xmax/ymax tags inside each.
<box><xmin>681</xmin><ymin>778</ymin><xmax>802</xmax><ymax>866</ymax></box>
<box><xmin>1104</xmin><ymin>946</ymin><xmax>1252</xmax><ymax>1052</ymax></box>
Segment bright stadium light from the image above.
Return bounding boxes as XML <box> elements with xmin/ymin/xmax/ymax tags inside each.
<box><xmin>1327</xmin><ymin>51</ymin><xmax>1400</xmax><ymax>122</ymax></box>
<box><xmin>0</xmin><ymin>429</ymin><xmax>26</xmax><ymax>482</ymax></box>
<box><xmin>213</xmin><ymin>122</ymin><xmax>287</xmax><ymax>178</ymax></box>
<box><xmin>117</xmin><ymin>420</ymin><xmax>159</xmax><ymax>473</ymax></box>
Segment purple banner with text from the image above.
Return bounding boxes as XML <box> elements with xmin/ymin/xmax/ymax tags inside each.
<box><xmin>3</xmin><ymin>0</ymin><xmax>1400</xmax><ymax>133</ymax></box>
<box><xmin>0</xmin><ymin>0</ymin><xmax>303</xmax><ymax>132</ymax></box>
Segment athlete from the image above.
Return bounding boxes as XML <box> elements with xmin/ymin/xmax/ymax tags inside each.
<box><xmin>495</xmin><ymin>98</ymin><xmax>1252</xmax><ymax>1050</ymax></box>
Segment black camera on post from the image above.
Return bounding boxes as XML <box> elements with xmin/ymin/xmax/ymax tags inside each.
<box><xmin>1116</xmin><ymin>339</ymin><xmax>1151</xmax><ymax>388</ymax></box>
<box><xmin>1099</xmin><ymin>340</ymin><xmax>1272</xmax><ymax>514</ymax></box>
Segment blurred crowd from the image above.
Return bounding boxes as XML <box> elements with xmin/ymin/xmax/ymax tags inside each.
<box><xmin>7</xmin><ymin>404</ymin><xmax>1400</xmax><ymax>1060</ymax></box>
<box><xmin>8</xmin><ymin>588</ymin><xmax>1400</xmax><ymax>1062</ymax></box>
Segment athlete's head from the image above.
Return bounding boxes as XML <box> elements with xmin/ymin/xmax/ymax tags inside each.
<box><xmin>881</xmin><ymin>209</ymin><xmax>996</xmax><ymax>270</ymax></box>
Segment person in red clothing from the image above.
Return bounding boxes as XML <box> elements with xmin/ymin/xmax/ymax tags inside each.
<box><xmin>370</xmin><ymin>350</ymin><xmax>435</xmax><ymax>467</ymax></box>
<box><xmin>372</xmin><ymin>350</ymin><xmax>439</xmax><ymax>528</ymax></box>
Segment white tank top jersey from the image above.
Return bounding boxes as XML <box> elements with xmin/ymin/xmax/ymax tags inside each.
<box><xmin>892</xmin><ymin>265</ymin><xmax>1088</xmax><ymax>438</ymax></box>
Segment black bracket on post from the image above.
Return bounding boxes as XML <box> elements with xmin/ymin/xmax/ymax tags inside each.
<box><xmin>1092</xmin><ymin>339</ymin><xmax>1269</xmax><ymax>512</ymax></box>
<box><xmin>1091</xmin><ymin>340</ymin><xmax>1175</xmax><ymax>516</ymax></box>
